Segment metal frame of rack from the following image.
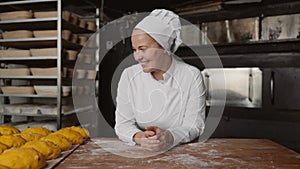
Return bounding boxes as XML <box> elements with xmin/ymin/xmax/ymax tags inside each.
<box><xmin>0</xmin><ymin>0</ymin><xmax>99</xmax><ymax>129</ymax></box>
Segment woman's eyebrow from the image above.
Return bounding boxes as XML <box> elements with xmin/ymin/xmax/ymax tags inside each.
<box><xmin>140</xmin><ymin>45</ymin><xmax>148</xmax><ymax>47</ymax></box>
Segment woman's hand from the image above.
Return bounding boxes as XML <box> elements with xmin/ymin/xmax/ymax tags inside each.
<box><xmin>133</xmin><ymin>126</ymin><xmax>174</xmax><ymax>151</ymax></box>
<box><xmin>133</xmin><ymin>130</ymin><xmax>159</xmax><ymax>146</ymax></box>
<box><xmin>146</xmin><ymin>126</ymin><xmax>174</xmax><ymax>151</ymax></box>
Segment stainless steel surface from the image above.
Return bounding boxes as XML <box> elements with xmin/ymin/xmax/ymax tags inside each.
<box><xmin>0</xmin><ymin>56</ymin><xmax>57</xmax><ymax>60</ymax></box>
<box><xmin>0</xmin><ymin>94</ymin><xmax>57</xmax><ymax>98</ymax></box>
<box><xmin>0</xmin><ymin>0</ymin><xmax>57</xmax><ymax>6</ymax></box>
<box><xmin>0</xmin><ymin>76</ymin><xmax>57</xmax><ymax>79</ymax></box>
<box><xmin>0</xmin><ymin>37</ymin><xmax>57</xmax><ymax>42</ymax></box>
<box><xmin>273</xmin><ymin>68</ymin><xmax>300</xmax><ymax>110</ymax></box>
<box><xmin>57</xmin><ymin>0</ymin><xmax>62</xmax><ymax>129</ymax></box>
<box><xmin>0</xmin><ymin>112</ymin><xmax>56</xmax><ymax>117</ymax></box>
<box><xmin>0</xmin><ymin>17</ymin><xmax>57</xmax><ymax>24</ymax></box>
<box><xmin>202</xmin><ymin>68</ymin><xmax>262</xmax><ymax>108</ymax></box>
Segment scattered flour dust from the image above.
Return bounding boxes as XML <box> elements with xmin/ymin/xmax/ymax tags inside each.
<box><xmin>90</xmin><ymin>138</ymin><xmax>161</xmax><ymax>158</ymax></box>
<box><xmin>223</xmin><ymin>157</ymin><xmax>247</xmax><ymax>164</ymax></box>
<box><xmin>147</xmin><ymin>154</ymin><xmax>223</xmax><ymax>167</ymax></box>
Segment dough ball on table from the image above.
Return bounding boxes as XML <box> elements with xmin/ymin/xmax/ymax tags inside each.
<box><xmin>0</xmin><ymin>147</ymin><xmax>46</xmax><ymax>169</ymax></box>
<box><xmin>68</xmin><ymin>126</ymin><xmax>89</xmax><ymax>139</ymax></box>
<box><xmin>22</xmin><ymin>127</ymin><xmax>52</xmax><ymax>137</ymax></box>
<box><xmin>0</xmin><ymin>143</ymin><xmax>8</xmax><ymax>154</ymax></box>
<box><xmin>0</xmin><ymin>135</ymin><xmax>26</xmax><ymax>148</ymax></box>
<box><xmin>23</xmin><ymin>140</ymin><xmax>61</xmax><ymax>160</ymax></box>
<box><xmin>15</xmin><ymin>132</ymin><xmax>43</xmax><ymax>142</ymax></box>
<box><xmin>0</xmin><ymin>126</ymin><xmax>20</xmax><ymax>135</ymax></box>
<box><xmin>41</xmin><ymin>133</ymin><xmax>72</xmax><ymax>151</ymax></box>
<box><xmin>55</xmin><ymin>128</ymin><xmax>83</xmax><ymax>145</ymax></box>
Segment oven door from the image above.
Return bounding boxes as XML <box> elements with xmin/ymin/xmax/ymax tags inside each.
<box><xmin>202</xmin><ymin>68</ymin><xmax>262</xmax><ymax>108</ymax></box>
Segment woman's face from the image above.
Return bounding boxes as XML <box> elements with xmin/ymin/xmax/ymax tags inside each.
<box><xmin>131</xmin><ymin>29</ymin><xmax>170</xmax><ymax>73</ymax></box>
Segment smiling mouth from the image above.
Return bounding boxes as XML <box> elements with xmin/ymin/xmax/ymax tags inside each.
<box><xmin>140</xmin><ymin>61</ymin><xmax>148</xmax><ymax>66</ymax></box>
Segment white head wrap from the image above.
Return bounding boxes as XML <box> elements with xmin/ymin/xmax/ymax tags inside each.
<box><xmin>134</xmin><ymin>9</ymin><xmax>182</xmax><ymax>55</ymax></box>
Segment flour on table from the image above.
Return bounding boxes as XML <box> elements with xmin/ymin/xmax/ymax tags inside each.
<box><xmin>91</xmin><ymin>138</ymin><xmax>161</xmax><ymax>158</ymax></box>
<box><xmin>223</xmin><ymin>157</ymin><xmax>247</xmax><ymax>164</ymax></box>
<box><xmin>147</xmin><ymin>154</ymin><xmax>223</xmax><ymax>167</ymax></box>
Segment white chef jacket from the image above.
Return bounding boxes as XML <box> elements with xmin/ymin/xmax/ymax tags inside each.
<box><xmin>114</xmin><ymin>58</ymin><xmax>206</xmax><ymax>145</ymax></box>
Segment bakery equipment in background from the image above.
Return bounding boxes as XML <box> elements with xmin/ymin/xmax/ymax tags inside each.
<box><xmin>201</xmin><ymin>17</ymin><xmax>259</xmax><ymax>44</ymax></box>
<box><xmin>0</xmin><ymin>0</ymin><xmax>99</xmax><ymax>129</ymax></box>
<box><xmin>202</xmin><ymin>68</ymin><xmax>262</xmax><ymax>108</ymax></box>
<box><xmin>262</xmin><ymin>13</ymin><xmax>300</xmax><ymax>40</ymax></box>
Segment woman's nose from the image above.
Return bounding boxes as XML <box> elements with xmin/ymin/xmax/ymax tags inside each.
<box><xmin>134</xmin><ymin>51</ymin><xmax>143</xmax><ymax>61</ymax></box>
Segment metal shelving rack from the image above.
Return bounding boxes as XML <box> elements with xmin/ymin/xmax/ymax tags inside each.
<box><xmin>0</xmin><ymin>0</ymin><xmax>98</xmax><ymax>129</ymax></box>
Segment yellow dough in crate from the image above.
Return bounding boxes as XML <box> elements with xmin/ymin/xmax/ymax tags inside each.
<box><xmin>0</xmin><ymin>164</ymin><xmax>9</xmax><ymax>169</ymax></box>
<box><xmin>0</xmin><ymin>147</ymin><xmax>46</xmax><ymax>169</ymax></box>
<box><xmin>23</xmin><ymin>140</ymin><xmax>61</xmax><ymax>160</ymax></box>
<box><xmin>41</xmin><ymin>133</ymin><xmax>72</xmax><ymax>151</ymax></box>
<box><xmin>22</xmin><ymin>127</ymin><xmax>52</xmax><ymax>137</ymax></box>
<box><xmin>0</xmin><ymin>126</ymin><xmax>20</xmax><ymax>135</ymax></box>
<box><xmin>0</xmin><ymin>143</ymin><xmax>8</xmax><ymax>154</ymax></box>
<box><xmin>0</xmin><ymin>135</ymin><xmax>26</xmax><ymax>148</ymax></box>
<box><xmin>68</xmin><ymin>126</ymin><xmax>89</xmax><ymax>139</ymax></box>
<box><xmin>16</xmin><ymin>132</ymin><xmax>43</xmax><ymax>142</ymax></box>
<box><xmin>55</xmin><ymin>128</ymin><xmax>83</xmax><ymax>145</ymax></box>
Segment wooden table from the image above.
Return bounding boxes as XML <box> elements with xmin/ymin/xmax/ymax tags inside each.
<box><xmin>56</xmin><ymin>138</ymin><xmax>300</xmax><ymax>169</ymax></box>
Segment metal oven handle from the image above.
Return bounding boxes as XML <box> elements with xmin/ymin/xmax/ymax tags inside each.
<box><xmin>270</xmin><ymin>71</ymin><xmax>275</xmax><ymax>104</ymax></box>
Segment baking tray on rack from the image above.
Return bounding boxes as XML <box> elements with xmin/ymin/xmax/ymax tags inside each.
<box><xmin>45</xmin><ymin>144</ymin><xmax>80</xmax><ymax>169</ymax></box>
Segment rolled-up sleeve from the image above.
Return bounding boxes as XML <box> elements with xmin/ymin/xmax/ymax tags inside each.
<box><xmin>114</xmin><ymin>69</ymin><xmax>141</xmax><ymax>145</ymax></box>
<box><xmin>168</xmin><ymin>70</ymin><xmax>206</xmax><ymax>145</ymax></box>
